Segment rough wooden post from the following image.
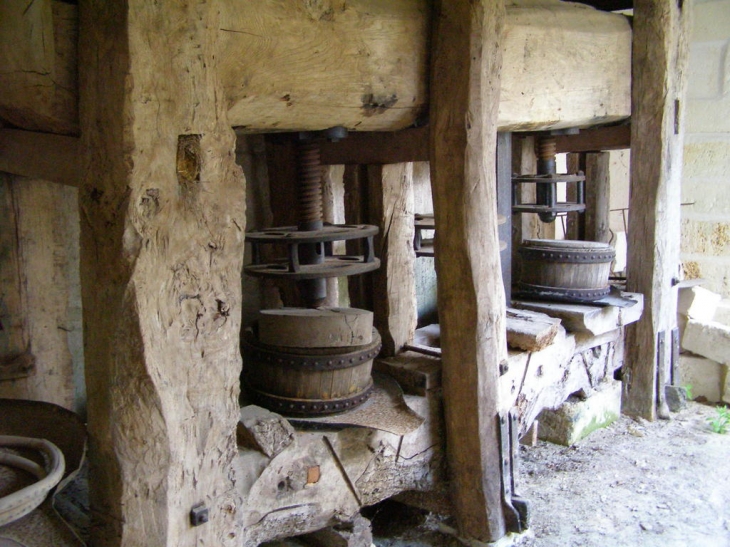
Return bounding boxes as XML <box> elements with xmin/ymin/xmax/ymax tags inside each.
<box><xmin>368</xmin><ymin>163</ymin><xmax>417</xmax><ymax>357</ymax></box>
<box><xmin>565</xmin><ymin>152</ymin><xmax>585</xmax><ymax>241</ymax></box>
<box><xmin>79</xmin><ymin>1</ymin><xmax>245</xmax><ymax>545</ymax></box>
<box><xmin>344</xmin><ymin>164</ymin><xmax>372</xmax><ymax>311</ymax></box>
<box><xmin>585</xmin><ymin>152</ymin><xmax>611</xmax><ymax>244</ymax></box>
<box><xmin>429</xmin><ymin>0</ymin><xmax>507</xmax><ymax>542</ymax></box>
<box><xmin>624</xmin><ymin>0</ymin><xmax>690</xmax><ymax>419</ymax></box>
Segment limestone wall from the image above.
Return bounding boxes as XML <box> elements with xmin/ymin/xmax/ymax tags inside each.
<box><xmin>681</xmin><ymin>0</ymin><xmax>730</xmax><ymax>296</ymax></box>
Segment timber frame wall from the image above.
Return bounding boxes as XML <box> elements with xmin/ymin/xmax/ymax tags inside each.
<box><xmin>0</xmin><ymin>0</ymin><xmax>689</xmax><ymax>545</ymax></box>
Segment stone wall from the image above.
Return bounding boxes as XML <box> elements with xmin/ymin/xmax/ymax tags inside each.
<box><xmin>681</xmin><ymin>0</ymin><xmax>730</xmax><ymax>296</ymax></box>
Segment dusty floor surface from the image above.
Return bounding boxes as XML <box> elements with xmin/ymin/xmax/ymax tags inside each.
<box><xmin>269</xmin><ymin>401</ymin><xmax>730</xmax><ymax>547</ymax></box>
<box><xmin>515</xmin><ymin>401</ymin><xmax>730</xmax><ymax>547</ymax></box>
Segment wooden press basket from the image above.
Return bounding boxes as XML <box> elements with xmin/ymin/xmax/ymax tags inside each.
<box><xmin>517</xmin><ymin>239</ymin><xmax>615</xmax><ymax>302</ymax></box>
<box><xmin>242</xmin><ymin>328</ymin><xmax>381</xmax><ymax>417</ymax></box>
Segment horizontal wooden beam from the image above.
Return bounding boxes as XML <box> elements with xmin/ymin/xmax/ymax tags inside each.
<box><xmin>553</xmin><ymin>124</ymin><xmax>631</xmax><ymax>153</ymax></box>
<box><xmin>567</xmin><ymin>0</ymin><xmax>633</xmax><ymax>12</ymax></box>
<box><xmin>0</xmin><ymin>129</ymin><xmax>80</xmax><ymax>186</ymax></box>
<box><xmin>319</xmin><ymin>126</ymin><xmax>429</xmax><ymax>165</ymax></box>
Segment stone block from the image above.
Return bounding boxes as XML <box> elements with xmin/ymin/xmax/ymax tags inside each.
<box><xmin>723</xmin><ymin>368</ymin><xmax>730</xmax><ymax>405</ymax></box>
<box><xmin>537</xmin><ymin>380</ymin><xmax>621</xmax><ymax>446</ymax></box>
<box><xmin>678</xmin><ymin>258</ymin><xmax>730</xmax><ymax>297</ymax></box>
<box><xmin>237</xmin><ymin>405</ymin><xmax>295</xmax><ymax>458</ymax></box>
<box><xmin>680</xmin><ymin>218</ymin><xmax>730</xmax><ymax>257</ymax></box>
<box><xmin>665</xmin><ymin>385</ymin><xmax>688</xmax><ymax>413</ymax></box>
<box><xmin>681</xmin><ymin>176</ymin><xmax>730</xmax><ymax>217</ymax></box>
<box><xmin>678</xmin><ymin>353</ymin><xmax>724</xmax><ymax>403</ymax></box>
<box><xmin>683</xmin><ymin>140</ymin><xmax>730</xmax><ymax>179</ymax></box>
<box><xmin>687</xmin><ymin>95</ymin><xmax>730</xmax><ymax>133</ymax></box>
<box><xmin>677</xmin><ymin>285</ymin><xmax>722</xmax><ymax>321</ymax></box>
<box><xmin>682</xmin><ymin>320</ymin><xmax>730</xmax><ymax>365</ymax></box>
<box><xmin>714</xmin><ymin>299</ymin><xmax>730</xmax><ymax>326</ymax></box>
<box><xmin>687</xmin><ymin>42</ymin><xmax>725</xmax><ymax>99</ymax></box>
<box><xmin>693</xmin><ymin>1</ymin><xmax>730</xmax><ymax>42</ymax></box>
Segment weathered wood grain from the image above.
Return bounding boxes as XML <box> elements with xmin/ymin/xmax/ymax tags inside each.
<box><xmin>78</xmin><ymin>1</ymin><xmax>246</xmax><ymax>545</ymax></box>
<box><xmin>624</xmin><ymin>0</ymin><xmax>690</xmax><ymax>419</ymax></box>
<box><xmin>0</xmin><ymin>176</ymin><xmax>76</xmax><ymax>409</ymax></box>
<box><xmin>0</xmin><ymin>129</ymin><xmax>81</xmax><ymax>187</ymax></box>
<box><xmin>506</xmin><ymin>308</ymin><xmax>562</xmax><ymax>352</ymax></box>
<box><xmin>499</xmin><ymin>0</ymin><xmax>631</xmax><ymax>131</ymax></box>
<box><xmin>2</xmin><ymin>0</ymin><xmax>632</xmax><ymax>135</ymax></box>
<box><xmin>554</xmin><ymin>124</ymin><xmax>631</xmax><ymax>154</ymax></box>
<box><xmin>429</xmin><ymin>0</ymin><xmax>507</xmax><ymax>541</ymax></box>
<box><xmin>219</xmin><ymin>0</ymin><xmax>430</xmax><ymax>132</ymax></box>
<box><xmin>368</xmin><ymin>164</ymin><xmax>417</xmax><ymax>357</ymax></box>
<box><xmin>585</xmin><ymin>152</ymin><xmax>612</xmax><ymax>244</ymax></box>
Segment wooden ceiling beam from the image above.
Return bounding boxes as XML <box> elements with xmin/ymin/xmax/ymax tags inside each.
<box><xmin>0</xmin><ymin>128</ymin><xmax>80</xmax><ymax>186</ymax></box>
<box><xmin>553</xmin><ymin>124</ymin><xmax>631</xmax><ymax>153</ymax></box>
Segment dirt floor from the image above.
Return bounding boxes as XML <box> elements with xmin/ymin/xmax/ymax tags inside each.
<box><xmin>361</xmin><ymin>401</ymin><xmax>730</xmax><ymax>547</ymax></box>
<box><xmin>515</xmin><ymin>401</ymin><xmax>730</xmax><ymax>547</ymax></box>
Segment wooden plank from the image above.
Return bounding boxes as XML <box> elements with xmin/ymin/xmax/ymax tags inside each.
<box><xmin>0</xmin><ymin>129</ymin><xmax>81</xmax><ymax>187</ymax></box>
<box><xmin>373</xmin><ymin>352</ymin><xmax>441</xmax><ymax>396</ymax></box>
<box><xmin>506</xmin><ymin>308</ymin><xmax>562</xmax><ymax>352</ymax></box>
<box><xmin>429</xmin><ymin>0</ymin><xmax>507</xmax><ymax>542</ymax></box>
<box><xmin>320</xmin><ymin>127</ymin><xmax>429</xmax><ymax>165</ymax></box>
<box><xmin>554</xmin><ymin>124</ymin><xmax>631</xmax><ymax>154</ymax></box>
<box><xmin>624</xmin><ymin>0</ymin><xmax>690</xmax><ymax>420</ymax></box>
<box><xmin>368</xmin><ymin>164</ymin><xmax>417</xmax><ymax>357</ymax></box>
<box><xmin>513</xmin><ymin>293</ymin><xmax>644</xmax><ymax>336</ymax></box>
<box><xmin>585</xmin><ymin>152</ymin><xmax>611</xmax><ymax>243</ymax></box>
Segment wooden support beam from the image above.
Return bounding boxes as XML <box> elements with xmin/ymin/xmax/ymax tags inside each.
<box><xmin>0</xmin><ymin>176</ymin><xmax>76</xmax><ymax>408</ymax></box>
<box><xmin>343</xmin><ymin>164</ymin><xmax>372</xmax><ymax>311</ymax></box>
<box><xmin>497</xmin><ymin>133</ymin><xmax>512</xmax><ymax>304</ymax></box>
<box><xmin>79</xmin><ymin>1</ymin><xmax>245</xmax><ymax>545</ymax></box>
<box><xmin>553</xmin><ymin>124</ymin><xmax>631</xmax><ymax>154</ymax></box>
<box><xmin>429</xmin><ymin>0</ymin><xmax>507</xmax><ymax>542</ymax></box>
<box><xmin>319</xmin><ymin>127</ymin><xmax>429</xmax><ymax>165</ymax></box>
<box><xmin>585</xmin><ymin>152</ymin><xmax>611</xmax><ymax>244</ymax></box>
<box><xmin>564</xmin><ymin>152</ymin><xmax>584</xmax><ymax>240</ymax></box>
<box><xmin>367</xmin><ymin>164</ymin><xmax>417</xmax><ymax>357</ymax></box>
<box><xmin>624</xmin><ymin>0</ymin><xmax>689</xmax><ymax>419</ymax></box>
<box><xmin>570</xmin><ymin>0</ymin><xmax>634</xmax><ymax>12</ymax></box>
<box><xmin>0</xmin><ymin>129</ymin><xmax>80</xmax><ymax>186</ymax></box>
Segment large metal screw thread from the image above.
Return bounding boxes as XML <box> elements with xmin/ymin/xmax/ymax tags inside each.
<box><xmin>297</xmin><ymin>141</ymin><xmax>324</xmax><ymax>232</ymax></box>
<box><xmin>296</xmin><ymin>138</ymin><xmax>326</xmax><ymax>307</ymax></box>
<box><xmin>536</xmin><ymin>136</ymin><xmax>558</xmax><ymax>223</ymax></box>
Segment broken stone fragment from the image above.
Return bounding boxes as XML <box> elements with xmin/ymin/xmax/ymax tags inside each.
<box><xmin>237</xmin><ymin>405</ymin><xmax>295</xmax><ymax>458</ymax></box>
<box><xmin>682</xmin><ymin>319</ymin><xmax>730</xmax><ymax>365</ymax></box>
<box><xmin>677</xmin><ymin>286</ymin><xmax>722</xmax><ymax>321</ymax></box>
